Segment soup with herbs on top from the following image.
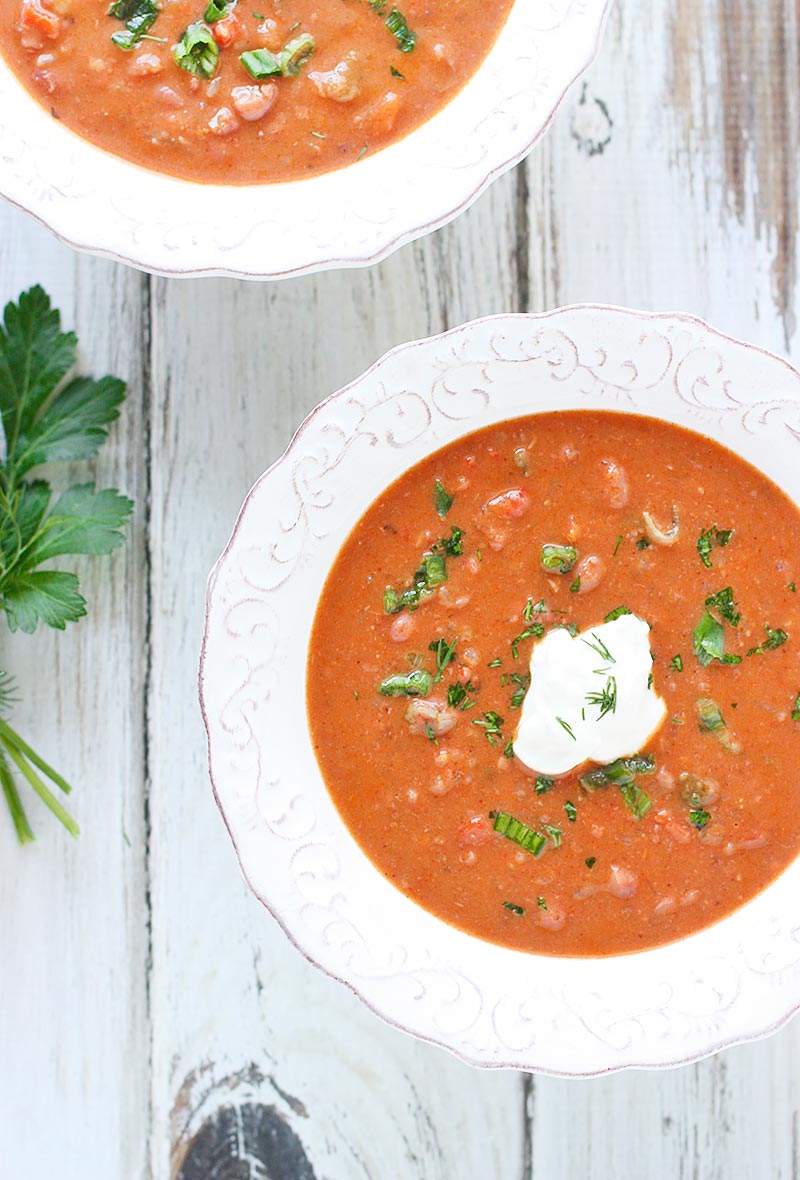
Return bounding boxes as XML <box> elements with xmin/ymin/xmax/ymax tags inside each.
<box><xmin>307</xmin><ymin>412</ymin><xmax>800</xmax><ymax>956</ymax></box>
<box><xmin>2</xmin><ymin>0</ymin><xmax>514</xmax><ymax>183</ymax></box>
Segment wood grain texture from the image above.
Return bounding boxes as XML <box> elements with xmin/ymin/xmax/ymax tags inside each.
<box><xmin>3</xmin><ymin>0</ymin><xmax>800</xmax><ymax>1175</ymax></box>
<box><xmin>0</xmin><ymin>210</ymin><xmax>151</xmax><ymax>1179</ymax></box>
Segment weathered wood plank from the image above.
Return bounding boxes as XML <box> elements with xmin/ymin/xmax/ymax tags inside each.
<box><xmin>0</xmin><ymin>212</ymin><xmax>151</xmax><ymax>1177</ymax></box>
<box><xmin>524</xmin><ymin>0</ymin><xmax>800</xmax><ymax>1175</ymax></box>
<box><xmin>147</xmin><ymin>170</ymin><xmax>528</xmax><ymax>1180</ymax></box>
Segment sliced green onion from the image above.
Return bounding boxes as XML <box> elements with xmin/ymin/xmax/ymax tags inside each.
<box><xmin>433</xmin><ymin>479</ymin><xmax>453</xmax><ymax>518</ymax></box>
<box><xmin>279</xmin><ymin>32</ymin><xmax>314</xmax><ymax>74</ymax></box>
<box><xmin>543</xmin><ymin>824</ymin><xmax>562</xmax><ymax>848</ymax></box>
<box><xmin>204</xmin><ymin>0</ymin><xmax>233</xmax><ymax>19</ymax></box>
<box><xmin>540</xmin><ymin>544</ymin><xmax>578</xmax><ymax>574</ymax></box>
<box><xmin>619</xmin><ymin>782</ymin><xmax>651</xmax><ymax>819</ymax></box>
<box><xmin>378</xmin><ymin>669</ymin><xmax>432</xmax><ymax>697</ymax></box>
<box><xmin>490</xmin><ymin>810</ymin><xmax>546</xmax><ymax>856</ymax></box>
<box><xmin>696</xmin><ymin>697</ymin><xmax>725</xmax><ymax>732</ymax></box>
<box><xmin>240</xmin><ymin>47</ymin><xmax>282</xmax><ymax>77</ymax></box>
<box><xmin>693</xmin><ymin>611</ymin><xmax>725</xmax><ymax>667</ymax></box>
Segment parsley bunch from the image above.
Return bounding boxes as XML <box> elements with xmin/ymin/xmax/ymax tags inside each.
<box><xmin>0</xmin><ymin>287</ymin><xmax>132</xmax><ymax>843</ymax></box>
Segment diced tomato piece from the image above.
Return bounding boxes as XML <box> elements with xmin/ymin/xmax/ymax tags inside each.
<box><xmin>20</xmin><ymin>0</ymin><xmax>61</xmax><ymax>40</ymax></box>
<box><xmin>212</xmin><ymin>13</ymin><xmax>239</xmax><ymax>47</ymax></box>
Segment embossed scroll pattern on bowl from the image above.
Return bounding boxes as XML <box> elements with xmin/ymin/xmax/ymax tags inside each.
<box><xmin>0</xmin><ymin>0</ymin><xmax>611</xmax><ymax>277</ymax></box>
<box><xmin>201</xmin><ymin>307</ymin><xmax>800</xmax><ymax>1074</ymax></box>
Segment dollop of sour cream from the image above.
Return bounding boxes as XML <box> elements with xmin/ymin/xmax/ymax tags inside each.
<box><xmin>513</xmin><ymin>615</ymin><xmax>667</xmax><ymax>776</ymax></box>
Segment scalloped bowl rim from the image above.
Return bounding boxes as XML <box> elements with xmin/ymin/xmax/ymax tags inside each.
<box><xmin>0</xmin><ymin>0</ymin><xmax>612</xmax><ymax>278</ymax></box>
<box><xmin>200</xmin><ymin>306</ymin><xmax>800</xmax><ymax>1074</ymax></box>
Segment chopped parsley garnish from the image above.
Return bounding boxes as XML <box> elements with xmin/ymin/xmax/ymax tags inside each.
<box><xmin>670</xmin><ymin>654</ymin><xmax>683</xmax><ymax>672</ymax></box>
<box><xmin>619</xmin><ymin>782</ymin><xmax>652</xmax><ymax>819</ymax></box>
<box><xmin>429</xmin><ymin>636</ymin><xmax>457</xmax><ymax>683</ymax></box>
<box><xmin>697</xmin><ymin>525</ymin><xmax>733</xmax><ymax>568</ymax></box>
<box><xmin>432</xmin><ymin>525</ymin><xmax>463</xmax><ymax>556</ymax></box>
<box><xmin>604</xmin><ymin>605</ymin><xmax>632</xmax><ymax>623</ymax></box>
<box><xmin>447</xmin><ymin>681</ymin><xmax>475</xmax><ymax>710</ymax></box>
<box><xmin>556</xmin><ymin>716</ymin><xmax>576</xmax><ymax>741</ymax></box>
<box><xmin>510</xmin><ymin>621</ymin><xmax>545</xmax><ymax>659</ymax></box>
<box><xmin>689</xmin><ymin>803</ymin><xmax>711</xmax><ymax>829</ymax></box>
<box><xmin>473</xmin><ymin>711</ymin><xmax>504</xmax><ymax>745</ymax></box>
<box><xmin>613</xmin><ymin>535</ymin><xmax>623</xmax><ymax>556</ymax></box>
<box><xmin>502</xmin><ymin>901</ymin><xmax>525</xmax><ymax>915</ymax></box>
<box><xmin>585</xmin><ymin>674</ymin><xmax>617</xmax><ymax>719</ymax></box>
<box><xmin>537</xmin><ymin>897</ymin><xmax>548</xmax><ymax>910</ymax></box>
<box><xmin>490</xmin><ymin>810</ymin><xmax>546</xmax><ymax>856</ymax></box>
<box><xmin>390</xmin><ymin>65</ymin><xmax>405</xmax><ymax>78</ymax></box>
<box><xmin>705</xmin><ymin>586</ymin><xmax>740</xmax><ymax>627</ymax></box>
<box><xmin>385</xmin><ymin>6</ymin><xmax>416</xmax><ymax>51</ymax></box>
<box><xmin>384</xmin><ymin>550</ymin><xmax>448</xmax><ymax>614</ymax></box>
<box><xmin>564</xmin><ymin>800</ymin><xmax>577</xmax><ymax>822</ymax></box>
<box><xmin>636</xmin><ymin>537</ymin><xmax>651</xmax><ymax>550</ymax></box>
<box><xmin>433</xmin><ymin>479</ymin><xmax>453</xmax><ymax>518</ymax></box>
<box><xmin>540</xmin><ymin>544</ymin><xmax>578</xmax><ymax>574</ymax></box>
<box><xmin>747</xmin><ymin>626</ymin><xmax>788</xmax><ymax>656</ymax></box>
<box><xmin>543</xmin><ymin>824</ymin><xmax>562</xmax><ymax>848</ymax></box>
<box><xmin>792</xmin><ymin>692</ymin><xmax>800</xmax><ymax>722</ymax></box>
<box><xmin>109</xmin><ymin>0</ymin><xmax>160</xmax><ymax>49</ymax></box>
<box><xmin>174</xmin><ymin>21</ymin><xmax>219</xmax><ymax>76</ymax></box>
<box><xmin>534</xmin><ymin>776</ymin><xmax>554</xmax><ymax>795</ymax></box>
<box><xmin>585</xmin><ymin>856</ymin><xmax>597</xmax><ymax>869</ymax></box>
<box><xmin>378</xmin><ymin>669</ymin><xmax>432</xmax><ymax>697</ymax></box>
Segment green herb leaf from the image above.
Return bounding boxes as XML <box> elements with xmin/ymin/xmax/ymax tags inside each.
<box><xmin>585</xmin><ymin>856</ymin><xmax>596</xmax><ymax>869</ymax></box>
<box><xmin>636</xmin><ymin>537</ymin><xmax>651</xmax><ymax>550</ymax></box>
<box><xmin>21</xmin><ymin>485</ymin><xmax>132</xmax><ymax>565</ymax></box>
<box><xmin>433</xmin><ymin>479</ymin><xmax>453</xmax><ymax>519</ymax></box>
<box><xmin>569</xmin><ymin>575</ymin><xmax>581</xmax><ymax>593</ymax></box>
<box><xmin>556</xmin><ymin>715</ymin><xmax>576</xmax><ymax>740</ymax></box>
<box><xmin>792</xmin><ymin>691</ymin><xmax>800</xmax><ymax>722</ymax></box>
<box><xmin>543</xmin><ymin>824</ymin><xmax>562</xmax><ymax>848</ymax></box>
<box><xmin>619</xmin><ymin>782</ymin><xmax>652</xmax><ymax>819</ymax></box>
<box><xmin>384</xmin><ymin>549</ymin><xmax>448</xmax><ymax>614</ymax></box>
<box><xmin>510</xmin><ymin>621</ymin><xmax>544</xmax><ymax>659</ymax></box>
<box><xmin>205</xmin><ymin>0</ymin><xmax>233</xmax><ymax>19</ymax></box>
<box><xmin>473</xmin><ymin>711</ymin><xmax>504</xmax><ymax>745</ymax></box>
<box><xmin>429</xmin><ymin>636</ymin><xmax>457</xmax><ymax>683</ymax></box>
<box><xmin>537</xmin><ymin>896</ymin><xmax>548</xmax><ymax>910</ymax></box>
<box><xmin>490</xmin><ymin>810</ymin><xmax>546</xmax><ymax>856</ymax></box>
<box><xmin>585</xmin><ymin>674</ymin><xmax>617</xmax><ymax>719</ymax></box>
<box><xmin>604</xmin><ymin>605</ymin><xmax>632</xmax><ymax>623</ymax></box>
<box><xmin>174</xmin><ymin>21</ymin><xmax>219</xmax><ymax>77</ymax></box>
<box><xmin>502</xmin><ymin>901</ymin><xmax>525</xmax><ymax>915</ymax></box>
<box><xmin>747</xmin><ymin>626</ymin><xmax>788</xmax><ymax>656</ymax></box>
<box><xmin>564</xmin><ymin>800</ymin><xmax>577</xmax><ymax>822</ymax></box>
<box><xmin>446</xmin><ymin>680</ymin><xmax>475</xmax><ymax>710</ymax></box>
<box><xmin>385</xmin><ymin>6</ymin><xmax>416</xmax><ymax>51</ymax></box>
<box><xmin>670</xmin><ymin>654</ymin><xmax>683</xmax><ymax>672</ymax></box>
<box><xmin>692</xmin><ymin>611</ymin><xmax>726</xmax><ymax>667</ymax></box>
<box><xmin>697</xmin><ymin>525</ymin><xmax>733</xmax><ymax>568</ymax></box>
<box><xmin>613</xmin><ymin>535</ymin><xmax>623</xmax><ymax>556</ymax></box>
<box><xmin>705</xmin><ymin>586</ymin><xmax>740</xmax><ymax>627</ymax></box>
<box><xmin>378</xmin><ymin>669</ymin><xmax>432</xmax><ymax>697</ymax></box>
<box><xmin>432</xmin><ymin>525</ymin><xmax>463</xmax><ymax>557</ymax></box>
<box><xmin>540</xmin><ymin>544</ymin><xmax>578</xmax><ymax>574</ymax></box>
<box><xmin>534</xmin><ymin>775</ymin><xmax>554</xmax><ymax>795</ymax></box>
<box><xmin>689</xmin><ymin>804</ymin><xmax>711</xmax><ymax>829</ymax></box>
<box><xmin>109</xmin><ymin>0</ymin><xmax>160</xmax><ymax>48</ymax></box>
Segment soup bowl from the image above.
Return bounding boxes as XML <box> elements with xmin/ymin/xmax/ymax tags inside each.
<box><xmin>200</xmin><ymin>307</ymin><xmax>800</xmax><ymax>1073</ymax></box>
<box><xmin>0</xmin><ymin>0</ymin><xmax>611</xmax><ymax>278</ymax></box>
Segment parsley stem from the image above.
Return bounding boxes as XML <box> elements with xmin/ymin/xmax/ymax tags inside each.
<box><xmin>0</xmin><ymin>748</ymin><xmax>34</xmax><ymax>843</ymax></box>
<box><xmin>1</xmin><ymin>730</ymin><xmax>79</xmax><ymax>837</ymax></box>
<box><xmin>0</xmin><ymin>717</ymin><xmax>72</xmax><ymax>794</ymax></box>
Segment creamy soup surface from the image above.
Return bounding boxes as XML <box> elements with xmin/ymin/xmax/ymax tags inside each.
<box><xmin>308</xmin><ymin>412</ymin><xmax>800</xmax><ymax>956</ymax></box>
<box><xmin>1</xmin><ymin>0</ymin><xmax>514</xmax><ymax>183</ymax></box>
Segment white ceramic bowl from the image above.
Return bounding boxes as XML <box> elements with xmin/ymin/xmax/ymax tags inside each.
<box><xmin>200</xmin><ymin>307</ymin><xmax>800</xmax><ymax>1074</ymax></box>
<box><xmin>0</xmin><ymin>0</ymin><xmax>611</xmax><ymax>278</ymax></box>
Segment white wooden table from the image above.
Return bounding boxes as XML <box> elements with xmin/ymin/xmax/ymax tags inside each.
<box><xmin>2</xmin><ymin>2</ymin><xmax>799</xmax><ymax>1175</ymax></box>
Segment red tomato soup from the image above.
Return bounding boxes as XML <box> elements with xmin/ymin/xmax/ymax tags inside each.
<box><xmin>1</xmin><ymin>0</ymin><xmax>513</xmax><ymax>183</ymax></box>
<box><xmin>307</xmin><ymin>412</ymin><xmax>800</xmax><ymax>956</ymax></box>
